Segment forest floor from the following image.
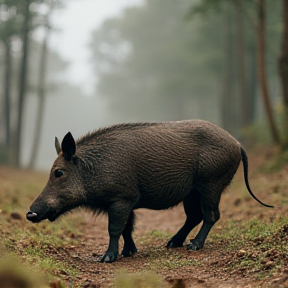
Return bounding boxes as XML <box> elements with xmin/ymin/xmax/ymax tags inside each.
<box><xmin>0</xmin><ymin>145</ymin><xmax>288</xmax><ymax>288</ymax></box>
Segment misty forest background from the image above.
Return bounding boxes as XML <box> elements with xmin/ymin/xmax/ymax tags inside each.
<box><xmin>1</xmin><ymin>0</ymin><xmax>288</xmax><ymax>170</ymax></box>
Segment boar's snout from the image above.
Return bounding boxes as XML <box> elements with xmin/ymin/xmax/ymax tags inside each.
<box><xmin>26</xmin><ymin>211</ymin><xmax>39</xmax><ymax>223</ymax></box>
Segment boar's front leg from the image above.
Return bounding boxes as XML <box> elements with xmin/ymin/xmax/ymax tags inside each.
<box><xmin>100</xmin><ymin>201</ymin><xmax>133</xmax><ymax>263</ymax></box>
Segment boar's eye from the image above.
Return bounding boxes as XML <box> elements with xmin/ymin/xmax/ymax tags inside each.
<box><xmin>55</xmin><ymin>169</ymin><xmax>64</xmax><ymax>178</ymax></box>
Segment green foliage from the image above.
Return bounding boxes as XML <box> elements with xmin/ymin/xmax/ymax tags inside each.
<box><xmin>90</xmin><ymin>0</ymin><xmax>283</xmax><ymax>139</ymax></box>
<box><xmin>239</xmin><ymin>103</ymin><xmax>288</xmax><ymax>172</ymax></box>
<box><xmin>260</xmin><ymin>149</ymin><xmax>288</xmax><ymax>173</ymax></box>
<box><xmin>186</xmin><ymin>0</ymin><xmax>228</xmax><ymax>17</ymax></box>
<box><xmin>239</xmin><ymin>122</ymin><xmax>272</xmax><ymax>145</ymax></box>
<box><xmin>0</xmin><ymin>145</ymin><xmax>10</xmax><ymax>164</ymax></box>
<box><xmin>90</xmin><ymin>0</ymin><xmax>224</xmax><ymax>121</ymax></box>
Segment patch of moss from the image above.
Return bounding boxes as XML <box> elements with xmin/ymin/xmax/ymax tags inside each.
<box><xmin>0</xmin><ymin>254</ymin><xmax>50</xmax><ymax>288</ymax></box>
<box><xmin>260</xmin><ymin>149</ymin><xmax>288</xmax><ymax>173</ymax></box>
<box><xmin>210</xmin><ymin>216</ymin><xmax>288</xmax><ymax>279</ymax></box>
<box><xmin>0</xmin><ymin>170</ymin><xmax>82</xmax><ymax>287</ymax></box>
<box><xmin>114</xmin><ymin>271</ymin><xmax>168</xmax><ymax>288</ymax></box>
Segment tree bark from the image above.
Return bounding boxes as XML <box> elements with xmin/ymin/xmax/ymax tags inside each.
<box><xmin>28</xmin><ymin>4</ymin><xmax>53</xmax><ymax>169</ymax></box>
<box><xmin>247</xmin><ymin>40</ymin><xmax>257</xmax><ymax>124</ymax></box>
<box><xmin>257</xmin><ymin>0</ymin><xmax>280</xmax><ymax>144</ymax></box>
<box><xmin>236</xmin><ymin>5</ymin><xmax>249</xmax><ymax>128</ymax></box>
<box><xmin>14</xmin><ymin>0</ymin><xmax>31</xmax><ymax>166</ymax></box>
<box><xmin>278</xmin><ymin>0</ymin><xmax>288</xmax><ymax>146</ymax></box>
<box><xmin>221</xmin><ymin>10</ymin><xmax>234</xmax><ymax>133</ymax></box>
<box><xmin>3</xmin><ymin>39</ymin><xmax>12</xmax><ymax>163</ymax></box>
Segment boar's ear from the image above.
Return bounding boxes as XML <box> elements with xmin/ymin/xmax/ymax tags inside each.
<box><xmin>55</xmin><ymin>136</ymin><xmax>61</xmax><ymax>155</ymax></box>
<box><xmin>61</xmin><ymin>132</ymin><xmax>76</xmax><ymax>161</ymax></box>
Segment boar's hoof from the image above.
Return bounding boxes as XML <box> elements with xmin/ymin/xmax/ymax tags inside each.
<box><xmin>166</xmin><ymin>239</ymin><xmax>183</xmax><ymax>248</ymax></box>
<box><xmin>186</xmin><ymin>239</ymin><xmax>201</xmax><ymax>251</ymax></box>
<box><xmin>99</xmin><ymin>252</ymin><xmax>117</xmax><ymax>263</ymax></box>
<box><xmin>121</xmin><ymin>246</ymin><xmax>137</xmax><ymax>257</ymax></box>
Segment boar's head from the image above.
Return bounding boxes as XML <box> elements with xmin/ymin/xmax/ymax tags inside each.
<box><xmin>26</xmin><ymin>132</ymin><xmax>86</xmax><ymax>223</ymax></box>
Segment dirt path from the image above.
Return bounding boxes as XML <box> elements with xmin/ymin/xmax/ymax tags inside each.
<box><xmin>51</xmin><ymin>202</ymin><xmax>286</xmax><ymax>287</ymax></box>
<box><xmin>48</xmin><ymin>150</ymin><xmax>288</xmax><ymax>287</ymax></box>
<box><xmin>1</xmin><ymin>147</ymin><xmax>288</xmax><ymax>288</ymax></box>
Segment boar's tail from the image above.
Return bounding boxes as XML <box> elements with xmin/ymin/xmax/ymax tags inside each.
<box><xmin>240</xmin><ymin>147</ymin><xmax>273</xmax><ymax>208</ymax></box>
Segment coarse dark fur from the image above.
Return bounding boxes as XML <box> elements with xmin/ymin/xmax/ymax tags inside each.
<box><xmin>26</xmin><ymin>120</ymin><xmax>272</xmax><ymax>263</ymax></box>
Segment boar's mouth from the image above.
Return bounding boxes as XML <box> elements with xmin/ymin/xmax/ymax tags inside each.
<box><xmin>26</xmin><ymin>208</ymin><xmax>60</xmax><ymax>223</ymax></box>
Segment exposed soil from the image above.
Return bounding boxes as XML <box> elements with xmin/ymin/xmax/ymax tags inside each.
<box><xmin>44</xmin><ymin>148</ymin><xmax>288</xmax><ymax>287</ymax></box>
<box><xmin>1</xmin><ymin>146</ymin><xmax>288</xmax><ymax>288</ymax></box>
<box><xmin>49</xmin><ymin>208</ymin><xmax>288</xmax><ymax>288</ymax></box>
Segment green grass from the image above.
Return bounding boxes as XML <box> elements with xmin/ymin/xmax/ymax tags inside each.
<box><xmin>130</xmin><ymin>215</ymin><xmax>288</xmax><ymax>279</ymax></box>
<box><xmin>1</xmin><ymin>224</ymin><xmax>80</xmax><ymax>285</ymax></box>
<box><xmin>134</xmin><ymin>229</ymin><xmax>201</xmax><ymax>271</ymax></box>
<box><xmin>1</xmin><ymin>165</ymin><xmax>288</xmax><ymax>286</ymax></box>
<box><xmin>151</xmin><ymin>255</ymin><xmax>200</xmax><ymax>269</ymax></box>
<box><xmin>210</xmin><ymin>216</ymin><xmax>288</xmax><ymax>279</ymax></box>
<box><xmin>212</xmin><ymin>215</ymin><xmax>287</xmax><ymax>241</ymax></box>
<box><xmin>0</xmin><ymin>168</ymin><xmax>81</xmax><ymax>287</ymax></box>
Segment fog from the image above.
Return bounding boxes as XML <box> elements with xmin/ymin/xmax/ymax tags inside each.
<box><xmin>0</xmin><ymin>0</ymin><xmax>283</xmax><ymax>170</ymax></box>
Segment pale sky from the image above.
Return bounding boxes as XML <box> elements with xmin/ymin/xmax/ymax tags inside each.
<box><xmin>49</xmin><ymin>0</ymin><xmax>142</xmax><ymax>95</ymax></box>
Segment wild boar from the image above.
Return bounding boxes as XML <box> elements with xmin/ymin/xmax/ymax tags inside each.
<box><xmin>26</xmin><ymin>120</ymin><xmax>272</xmax><ymax>263</ymax></box>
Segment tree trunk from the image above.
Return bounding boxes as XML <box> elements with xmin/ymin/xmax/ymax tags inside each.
<box><xmin>3</xmin><ymin>39</ymin><xmax>12</xmax><ymax>164</ymax></box>
<box><xmin>247</xmin><ymin>40</ymin><xmax>257</xmax><ymax>124</ymax></box>
<box><xmin>236</xmin><ymin>5</ymin><xmax>249</xmax><ymax>128</ymax></box>
<box><xmin>278</xmin><ymin>0</ymin><xmax>288</xmax><ymax>146</ymax></box>
<box><xmin>257</xmin><ymin>0</ymin><xmax>280</xmax><ymax>144</ymax></box>
<box><xmin>14</xmin><ymin>0</ymin><xmax>31</xmax><ymax>167</ymax></box>
<box><xmin>28</xmin><ymin>17</ymin><xmax>52</xmax><ymax>169</ymax></box>
<box><xmin>221</xmin><ymin>10</ymin><xmax>234</xmax><ymax>133</ymax></box>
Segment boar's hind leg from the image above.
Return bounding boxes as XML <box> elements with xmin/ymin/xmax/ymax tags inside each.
<box><xmin>186</xmin><ymin>185</ymin><xmax>221</xmax><ymax>251</ymax></box>
<box><xmin>167</xmin><ymin>189</ymin><xmax>203</xmax><ymax>248</ymax></box>
<box><xmin>121</xmin><ymin>211</ymin><xmax>137</xmax><ymax>257</ymax></box>
<box><xmin>100</xmin><ymin>201</ymin><xmax>134</xmax><ymax>263</ymax></box>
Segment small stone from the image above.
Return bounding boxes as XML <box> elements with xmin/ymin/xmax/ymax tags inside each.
<box><xmin>170</xmin><ymin>279</ymin><xmax>185</xmax><ymax>288</ymax></box>
<box><xmin>50</xmin><ymin>280</ymin><xmax>62</xmax><ymax>288</ymax></box>
<box><xmin>234</xmin><ymin>198</ymin><xmax>241</xmax><ymax>206</ymax></box>
<box><xmin>59</xmin><ymin>270</ymin><xmax>68</xmax><ymax>276</ymax></box>
<box><xmin>237</xmin><ymin>249</ymin><xmax>246</xmax><ymax>257</ymax></box>
<box><xmin>264</xmin><ymin>261</ymin><xmax>274</xmax><ymax>269</ymax></box>
<box><xmin>68</xmin><ymin>233</ymin><xmax>75</xmax><ymax>238</ymax></box>
<box><xmin>10</xmin><ymin>212</ymin><xmax>22</xmax><ymax>220</ymax></box>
